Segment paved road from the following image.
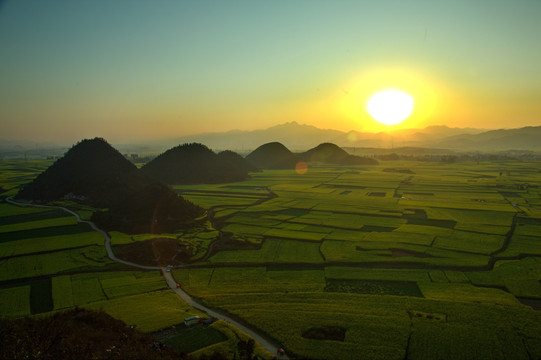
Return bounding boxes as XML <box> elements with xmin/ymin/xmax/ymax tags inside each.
<box><xmin>6</xmin><ymin>197</ymin><xmax>288</xmax><ymax>358</ymax></box>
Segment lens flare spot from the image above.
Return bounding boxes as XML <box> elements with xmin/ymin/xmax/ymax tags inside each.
<box><xmin>295</xmin><ymin>161</ymin><xmax>308</xmax><ymax>174</ymax></box>
<box><xmin>347</xmin><ymin>132</ymin><xmax>358</xmax><ymax>143</ymax></box>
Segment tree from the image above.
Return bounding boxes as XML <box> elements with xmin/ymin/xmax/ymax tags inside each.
<box><xmin>237</xmin><ymin>339</ymin><xmax>255</xmax><ymax>360</ymax></box>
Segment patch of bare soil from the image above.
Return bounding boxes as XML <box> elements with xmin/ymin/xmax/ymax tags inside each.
<box><xmin>113</xmin><ymin>238</ymin><xmax>193</xmax><ymax>266</ymax></box>
<box><xmin>302</xmin><ymin>327</ymin><xmax>346</xmax><ymax>341</ymax></box>
<box><xmin>518</xmin><ymin>298</ymin><xmax>541</xmax><ymax>311</ymax></box>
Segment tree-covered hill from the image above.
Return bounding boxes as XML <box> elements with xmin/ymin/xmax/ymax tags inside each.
<box><xmin>246</xmin><ymin>141</ymin><xmax>378</xmax><ymax>169</ymax></box>
<box><xmin>141</xmin><ymin>143</ymin><xmax>255</xmax><ymax>184</ymax></box>
<box><xmin>299</xmin><ymin>143</ymin><xmax>378</xmax><ymax>165</ymax></box>
<box><xmin>16</xmin><ymin>138</ymin><xmax>203</xmax><ymax>233</ymax></box>
<box><xmin>245</xmin><ymin>142</ymin><xmax>297</xmax><ymax>169</ymax></box>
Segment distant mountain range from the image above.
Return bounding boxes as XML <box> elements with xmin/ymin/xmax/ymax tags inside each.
<box><xmin>2</xmin><ymin>123</ymin><xmax>540</xmax><ymax>156</ymax></box>
<box><xmin>166</xmin><ymin>122</ymin><xmax>541</xmax><ymax>153</ymax></box>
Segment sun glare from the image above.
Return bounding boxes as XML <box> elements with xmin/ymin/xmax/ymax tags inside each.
<box><xmin>338</xmin><ymin>67</ymin><xmax>440</xmax><ymax>132</ymax></box>
<box><xmin>366</xmin><ymin>89</ymin><xmax>414</xmax><ymax>126</ymax></box>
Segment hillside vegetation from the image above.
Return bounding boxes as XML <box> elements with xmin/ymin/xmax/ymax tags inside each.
<box><xmin>246</xmin><ymin>141</ymin><xmax>377</xmax><ymax>169</ymax></box>
<box><xmin>298</xmin><ymin>143</ymin><xmax>378</xmax><ymax>165</ymax></box>
<box><xmin>0</xmin><ymin>308</ymin><xmax>186</xmax><ymax>360</ymax></box>
<box><xmin>142</xmin><ymin>143</ymin><xmax>256</xmax><ymax>184</ymax></box>
<box><xmin>15</xmin><ymin>138</ymin><xmax>203</xmax><ymax>233</ymax></box>
<box><xmin>245</xmin><ymin>142</ymin><xmax>297</xmax><ymax>169</ymax></box>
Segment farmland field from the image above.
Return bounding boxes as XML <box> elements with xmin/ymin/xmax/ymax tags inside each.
<box><xmin>1</xmin><ymin>159</ymin><xmax>541</xmax><ymax>359</ymax></box>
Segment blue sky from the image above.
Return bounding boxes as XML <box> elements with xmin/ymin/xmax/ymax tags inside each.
<box><xmin>1</xmin><ymin>0</ymin><xmax>540</xmax><ymax>143</ymax></box>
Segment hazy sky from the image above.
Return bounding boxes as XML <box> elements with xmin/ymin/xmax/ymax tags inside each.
<box><xmin>1</xmin><ymin>0</ymin><xmax>540</xmax><ymax>143</ymax></box>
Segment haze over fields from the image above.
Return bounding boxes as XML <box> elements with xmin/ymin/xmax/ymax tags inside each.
<box><xmin>1</xmin><ymin>1</ymin><xmax>540</xmax><ymax>145</ymax></box>
<box><xmin>2</xmin><ymin>122</ymin><xmax>541</xmax><ymax>158</ymax></box>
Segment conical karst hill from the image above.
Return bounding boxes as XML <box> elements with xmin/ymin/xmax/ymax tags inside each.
<box><xmin>245</xmin><ymin>142</ymin><xmax>297</xmax><ymax>169</ymax></box>
<box><xmin>16</xmin><ymin>138</ymin><xmax>203</xmax><ymax>233</ymax></box>
<box><xmin>141</xmin><ymin>143</ymin><xmax>254</xmax><ymax>184</ymax></box>
<box><xmin>16</xmin><ymin>138</ymin><xmax>147</xmax><ymax>206</ymax></box>
<box><xmin>217</xmin><ymin>150</ymin><xmax>258</xmax><ymax>174</ymax></box>
<box><xmin>299</xmin><ymin>143</ymin><xmax>378</xmax><ymax>165</ymax></box>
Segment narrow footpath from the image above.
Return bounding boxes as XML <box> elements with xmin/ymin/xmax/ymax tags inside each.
<box><xmin>5</xmin><ymin>197</ymin><xmax>288</xmax><ymax>359</ymax></box>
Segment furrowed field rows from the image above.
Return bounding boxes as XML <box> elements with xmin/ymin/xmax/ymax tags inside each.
<box><xmin>51</xmin><ymin>271</ymin><xmax>167</xmax><ymax>310</ymax></box>
<box><xmin>465</xmin><ymin>257</ymin><xmax>541</xmax><ymax>298</ymax></box>
<box><xmin>174</xmin><ymin>267</ymin><xmax>325</xmax><ymax>295</ymax></box>
<box><xmin>0</xmin><ymin>245</ymin><xmax>115</xmax><ymax>281</ymax></box>
<box><xmin>0</xmin><ymin>208</ymin><xmax>71</xmax><ymax>225</ymax></box>
<box><xmin>163</xmin><ymin>163</ymin><xmax>541</xmax><ymax>359</ymax></box>
<box><xmin>177</xmin><ymin>163</ymin><xmax>541</xmax><ymax>271</ymax></box>
<box><xmin>209</xmin><ymin>238</ymin><xmax>324</xmax><ymax>264</ymax></box>
<box><xmin>399</xmin><ymin>198</ymin><xmax>517</xmax><ymax>212</ymax></box>
<box><xmin>0</xmin><ymin>203</ymin><xmax>55</xmax><ymax>218</ymax></box>
<box><xmin>0</xmin><ymin>160</ymin><xmax>53</xmax><ymax>194</ymax></box>
<box><xmin>200</xmin><ymin>292</ymin><xmax>541</xmax><ymax>360</ymax></box>
<box><xmin>424</xmin><ymin>208</ymin><xmax>515</xmax><ymax>227</ymax></box>
<box><xmin>0</xmin><ymin>216</ymin><xmax>77</xmax><ymax>233</ymax></box>
<box><xmin>418</xmin><ymin>282</ymin><xmax>519</xmax><ymax>305</ymax></box>
<box><xmin>0</xmin><ymin>223</ymin><xmax>93</xmax><ymax>243</ymax></box>
<box><xmin>497</xmin><ymin>235</ymin><xmax>541</xmax><ymax>257</ymax></box>
<box><xmin>433</xmin><ymin>231</ymin><xmax>505</xmax><ymax>254</ymax></box>
<box><xmin>85</xmin><ymin>290</ymin><xmax>206</xmax><ymax>332</ymax></box>
<box><xmin>182</xmin><ymin>194</ymin><xmax>262</xmax><ymax>208</ymax></box>
<box><xmin>0</xmin><ymin>231</ymin><xmax>104</xmax><ymax>257</ymax></box>
<box><xmin>2</xmin><ymin>159</ymin><xmax>541</xmax><ymax>360</ymax></box>
<box><xmin>0</xmin><ymin>285</ymin><xmax>31</xmax><ymax>317</ymax></box>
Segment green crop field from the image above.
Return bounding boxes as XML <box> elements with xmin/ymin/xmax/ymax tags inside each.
<box><xmin>198</xmin><ymin>291</ymin><xmax>540</xmax><ymax>360</ymax></box>
<box><xmin>164</xmin><ymin>324</ymin><xmax>227</xmax><ymax>353</ymax></box>
<box><xmin>1</xmin><ymin>159</ymin><xmax>541</xmax><ymax>359</ymax></box>
<box><xmin>0</xmin><ymin>231</ymin><xmax>104</xmax><ymax>257</ymax></box>
<box><xmin>0</xmin><ymin>285</ymin><xmax>31</xmax><ymax>317</ymax></box>
<box><xmin>84</xmin><ymin>290</ymin><xmax>206</xmax><ymax>332</ymax></box>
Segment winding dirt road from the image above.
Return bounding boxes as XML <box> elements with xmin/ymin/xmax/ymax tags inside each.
<box><xmin>5</xmin><ymin>197</ymin><xmax>288</xmax><ymax>359</ymax></box>
<box><xmin>162</xmin><ymin>269</ymin><xmax>288</xmax><ymax>359</ymax></box>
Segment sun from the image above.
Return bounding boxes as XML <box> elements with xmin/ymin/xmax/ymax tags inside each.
<box><xmin>366</xmin><ymin>89</ymin><xmax>414</xmax><ymax>126</ymax></box>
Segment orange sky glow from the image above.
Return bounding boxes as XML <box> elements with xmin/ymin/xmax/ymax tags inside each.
<box><xmin>1</xmin><ymin>1</ymin><xmax>540</xmax><ymax>144</ymax></box>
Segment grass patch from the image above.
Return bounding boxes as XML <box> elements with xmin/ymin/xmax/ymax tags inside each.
<box><xmin>418</xmin><ymin>282</ymin><xmax>520</xmax><ymax>306</ymax></box>
<box><xmin>163</xmin><ymin>325</ymin><xmax>227</xmax><ymax>353</ymax></box>
<box><xmin>0</xmin><ymin>209</ymin><xmax>70</xmax><ymax>226</ymax></box>
<box><xmin>0</xmin><ymin>216</ymin><xmax>77</xmax><ymax>233</ymax></box>
<box><xmin>433</xmin><ymin>231</ymin><xmax>505</xmax><ymax>254</ymax></box>
<box><xmin>210</xmin><ymin>238</ymin><xmax>324</xmax><ymax>264</ymax></box>
<box><xmin>85</xmin><ymin>290</ymin><xmax>206</xmax><ymax>332</ymax></box>
<box><xmin>0</xmin><ymin>245</ymin><xmax>115</xmax><ymax>282</ymax></box>
<box><xmin>0</xmin><ymin>223</ymin><xmax>92</xmax><ymax>243</ymax></box>
<box><xmin>0</xmin><ymin>231</ymin><xmax>103</xmax><ymax>257</ymax></box>
<box><xmin>0</xmin><ymin>285</ymin><xmax>31</xmax><ymax>317</ymax></box>
<box><xmin>52</xmin><ymin>275</ymin><xmax>74</xmax><ymax>310</ymax></box>
<box><xmin>30</xmin><ymin>278</ymin><xmax>53</xmax><ymax>315</ymax></box>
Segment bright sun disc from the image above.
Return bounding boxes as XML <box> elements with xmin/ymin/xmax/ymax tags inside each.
<box><xmin>366</xmin><ymin>89</ymin><xmax>414</xmax><ymax>125</ymax></box>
